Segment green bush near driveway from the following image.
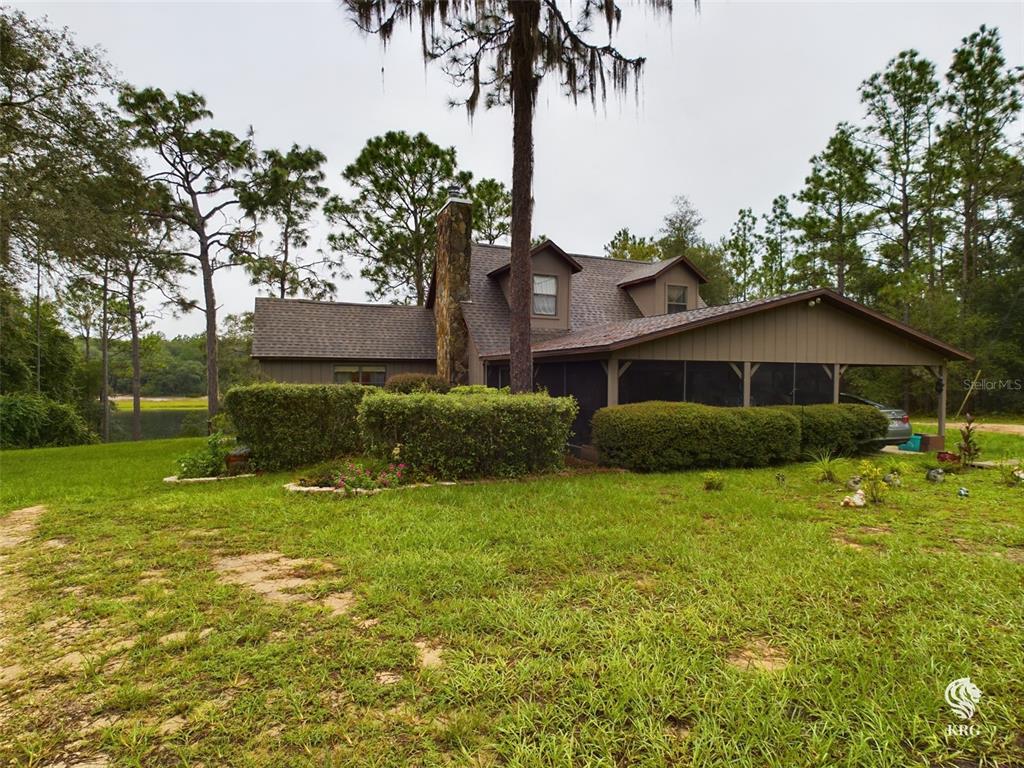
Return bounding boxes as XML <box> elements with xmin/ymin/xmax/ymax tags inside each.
<box><xmin>592</xmin><ymin>401</ymin><xmax>801</xmax><ymax>472</ymax></box>
<box><xmin>776</xmin><ymin>403</ymin><xmax>889</xmax><ymax>456</ymax></box>
<box><xmin>223</xmin><ymin>383</ymin><xmax>369</xmax><ymax>470</ymax></box>
<box><xmin>0</xmin><ymin>393</ymin><xmax>98</xmax><ymax>449</ymax></box>
<box><xmin>358</xmin><ymin>390</ymin><xmax>578</xmax><ymax>479</ymax></box>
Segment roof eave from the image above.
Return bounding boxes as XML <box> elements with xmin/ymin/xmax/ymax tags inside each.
<box><xmin>485</xmin><ymin>239</ymin><xmax>584</xmax><ymax>278</ymax></box>
<box><xmin>617</xmin><ymin>253</ymin><xmax>710</xmax><ymax>288</ymax></box>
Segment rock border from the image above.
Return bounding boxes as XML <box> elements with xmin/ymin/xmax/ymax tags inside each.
<box><xmin>284</xmin><ymin>480</ymin><xmax>456</xmax><ymax>496</ymax></box>
<box><xmin>163</xmin><ymin>474</ymin><xmax>256</xmax><ymax>484</ymax></box>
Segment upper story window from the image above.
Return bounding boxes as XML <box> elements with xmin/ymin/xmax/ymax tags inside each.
<box><xmin>334</xmin><ymin>364</ymin><xmax>386</xmax><ymax>386</ymax></box>
<box><xmin>533</xmin><ymin>274</ymin><xmax>557</xmax><ymax>316</ymax></box>
<box><xmin>667</xmin><ymin>284</ymin><xmax>688</xmax><ymax>314</ymax></box>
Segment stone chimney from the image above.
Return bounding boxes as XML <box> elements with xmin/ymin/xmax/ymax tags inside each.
<box><xmin>434</xmin><ymin>189</ymin><xmax>472</xmax><ymax>384</ymax></box>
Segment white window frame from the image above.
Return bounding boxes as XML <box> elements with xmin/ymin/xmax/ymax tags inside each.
<box><xmin>667</xmin><ymin>284</ymin><xmax>688</xmax><ymax>314</ymax></box>
<box><xmin>532</xmin><ymin>274</ymin><xmax>558</xmax><ymax>316</ymax></box>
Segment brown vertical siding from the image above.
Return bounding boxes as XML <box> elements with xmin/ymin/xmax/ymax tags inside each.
<box><xmin>623</xmin><ymin>301</ymin><xmax>946</xmax><ymax>365</ymax></box>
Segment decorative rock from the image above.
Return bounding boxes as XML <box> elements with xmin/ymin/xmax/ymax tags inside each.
<box><xmin>882</xmin><ymin>472</ymin><xmax>902</xmax><ymax>487</ymax></box>
<box><xmin>841</xmin><ymin>489</ymin><xmax>866</xmax><ymax>507</ymax></box>
<box><xmin>846</xmin><ymin>476</ymin><xmax>862</xmax><ymax>491</ymax></box>
<box><xmin>926</xmin><ymin>468</ymin><xmax>946</xmax><ymax>483</ymax></box>
<box><xmin>957</xmin><ymin>487</ymin><xmax>970</xmax><ymax>498</ymax></box>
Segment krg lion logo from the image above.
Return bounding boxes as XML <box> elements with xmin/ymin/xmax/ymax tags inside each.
<box><xmin>944</xmin><ymin>677</ymin><xmax>982</xmax><ymax>721</ymax></box>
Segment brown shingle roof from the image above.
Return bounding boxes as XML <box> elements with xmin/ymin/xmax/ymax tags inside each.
<box><xmin>617</xmin><ymin>253</ymin><xmax>709</xmax><ymax>286</ymax></box>
<box><xmin>252</xmin><ymin>297</ymin><xmax>436</xmax><ymax>360</ymax></box>
<box><xmin>462</xmin><ymin>244</ymin><xmax>644</xmax><ymax>357</ymax></box>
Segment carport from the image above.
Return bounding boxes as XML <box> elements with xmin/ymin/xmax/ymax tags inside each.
<box><xmin>522</xmin><ymin>289</ymin><xmax>972</xmax><ymax>448</ymax></box>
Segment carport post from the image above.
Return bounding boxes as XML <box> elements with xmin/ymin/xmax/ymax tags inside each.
<box><xmin>832</xmin><ymin>363</ymin><xmax>841</xmax><ymax>404</ymax></box>
<box><xmin>938</xmin><ymin>364</ymin><xmax>947</xmax><ymax>438</ymax></box>
<box><xmin>742</xmin><ymin>362</ymin><xmax>752</xmax><ymax>407</ymax></box>
<box><xmin>606</xmin><ymin>355</ymin><xmax>619</xmax><ymax>407</ymax></box>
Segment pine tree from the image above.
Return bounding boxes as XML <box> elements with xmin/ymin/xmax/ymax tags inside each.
<box><xmin>860</xmin><ymin>49</ymin><xmax>941</xmax><ymax>320</ymax></box>
<box><xmin>725</xmin><ymin>208</ymin><xmax>758</xmax><ymax>300</ymax></box>
<box><xmin>935</xmin><ymin>25</ymin><xmax>1023</xmax><ymax>309</ymax></box>
<box><xmin>344</xmin><ymin>0</ymin><xmax>675</xmax><ymax>392</ymax></box>
<box><xmin>756</xmin><ymin>196</ymin><xmax>794</xmax><ymax>296</ymax></box>
<box><xmin>120</xmin><ymin>87</ymin><xmax>255</xmax><ymax>418</ymax></box>
<box><xmin>240</xmin><ymin>144</ymin><xmax>335</xmax><ymax>300</ymax></box>
<box><xmin>794</xmin><ymin>124</ymin><xmax>878</xmax><ymax>297</ymax></box>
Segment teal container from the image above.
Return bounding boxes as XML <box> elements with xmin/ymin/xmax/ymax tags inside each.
<box><xmin>898</xmin><ymin>434</ymin><xmax>922</xmax><ymax>452</ymax></box>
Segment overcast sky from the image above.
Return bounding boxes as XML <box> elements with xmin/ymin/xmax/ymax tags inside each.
<box><xmin>15</xmin><ymin>1</ymin><xmax>1024</xmax><ymax>336</ymax></box>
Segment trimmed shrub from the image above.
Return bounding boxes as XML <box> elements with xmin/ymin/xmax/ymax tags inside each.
<box><xmin>776</xmin><ymin>404</ymin><xmax>889</xmax><ymax>456</ymax></box>
<box><xmin>384</xmin><ymin>372</ymin><xmax>450</xmax><ymax>394</ymax></box>
<box><xmin>0</xmin><ymin>393</ymin><xmax>98</xmax><ymax>449</ymax></box>
<box><xmin>448</xmin><ymin>385</ymin><xmax>507</xmax><ymax>396</ymax></box>
<box><xmin>223</xmin><ymin>383</ymin><xmax>369</xmax><ymax>470</ymax></box>
<box><xmin>358</xmin><ymin>390</ymin><xmax>578</xmax><ymax>479</ymax></box>
<box><xmin>592</xmin><ymin>401</ymin><xmax>801</xmax><ymax>472</ymax></box>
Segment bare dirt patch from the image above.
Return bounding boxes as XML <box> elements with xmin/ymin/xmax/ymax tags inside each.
<box><xmin>832</xmin><ymin>525</ymin><xmax>891</xmax><ymax>550</ymax></box>
<box><xmin>414</xmin><ymin>640</ymin><xmax>444</xmax><ymax>669</ymax></box>
<box><xmin>0</xmin><ymin>505</ymin><xmax>45</xmax><ymax>551</ymax></box>
<box><xmin>323</xmin><ymin>591</ymin><xmax>355</xmax><ymax>617</ymax></box>
<box><xmin>664</xmin><ymin>716</ymin><xmax>692</xmax><ymax>740</ymax></box>
<box><xmin>0</xmin><ymin>506</ymin><xmax>122</xmax><ymax>767</ymax></box>
<box><xmin>375</xmin><ymin>671</ymin><xmax>402</xmax><ymax>686</ymax></box>
<box><xmin>726</xmin><ymin>638</ymin><xmax>789</xmax><ymax>672</ymax></box>
<box><xmin>213</xmin><ymin>552</ymin><xmax>354</xmax><ymax>616</ymax></box>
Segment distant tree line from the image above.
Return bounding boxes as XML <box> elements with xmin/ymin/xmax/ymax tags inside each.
<box><xmin>1</xmin><ymin>9</ymin><xmax>513</xmax><ymax>444</ymax></box>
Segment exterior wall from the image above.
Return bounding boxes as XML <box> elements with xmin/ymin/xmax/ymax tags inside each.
<box><xmin>467</xmin><ymin>336</ymin><xmax>485</xmax><ymax>385</ymax></box>
<box><xmin>623</xmin><ymin>301</ymin><xmax>947</xmax><ymax>365</ymax></box>
<box><xmin>625</xmin><ymin>263</ymin><xmax>705</xmax><ymax>316</ymax></box>
<box><xmin>498</xmin><ymin>248</ymin><xmax>572</xmax><ymax>330</ymax></box>
<box><xmin>258</xmin><ymin>359</ymin><xmax>436</xmax><ymax>384</ymax></box>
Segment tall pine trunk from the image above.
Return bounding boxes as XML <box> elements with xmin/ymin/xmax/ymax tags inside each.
<box><xmin>201</xmin><ymin>250</ymin><xmax>219</xmax><ymax>422</ymax></box>
<box><xmin>34</xmin><ymin>259</ymin><xmax>41</xmax><ymax>394</ymax></box>
<box><xmin>508</xmin><ymin>1</ymin><xmax>539</xmax><ymax>394</ymax></box>
<box><xmin>127</xmin><ymin>276</ymin><xmax>142</xmax><ymax>441</ymax></box>
<box><xmin>900</xmin><ymin>173</ymin><xmax>912</xmax><ymax>413</ymax></box>
<box><xmin>100</xmin><ymin>264</ymin><xmax>110</xmax><ymax>443</ymax></box>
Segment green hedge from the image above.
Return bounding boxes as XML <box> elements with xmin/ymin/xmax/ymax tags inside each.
<box><xmin>358</xmin><ymin>390</ymin><xmax>578</xmax><ymax>479</ymax></box>
<box><xmin>592</xmin><ymin>401</ymin><xmax>801</xmax><ymax>472</ymax></box>
<box><xmin>383</xmin><ymin>373</ymin><xmax>450</xmax><ymax>394</ymax></box>
<box><xmin>0</xmin><ymin>393</ymin><xmax>98</xmax><ymax>449</ymax></box>
<box><xmin>776</xmin><ymin>404</ymin><xmax>890</xmax><ymax>456</ymax></box>
<box><xmin>223</xmin><ymin>383</ymin><xmax>369</xmax><ymax>470</ymax></box>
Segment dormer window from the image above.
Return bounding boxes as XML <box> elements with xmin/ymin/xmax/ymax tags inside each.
<box><xmin>667</xmin><ymin>284</ymin><xmax>688</xmax><ymax>314</ymax></box>
<box><xmin>533</xmin><ymin>275</ymin><xmax>557</xmax><ymax>316</ymax></box>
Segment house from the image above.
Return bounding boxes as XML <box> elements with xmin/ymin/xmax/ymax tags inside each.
<box><xmin>252</xmin><ymin>193</ymin><xmax>971</xmax><ymax>446</ymax></box>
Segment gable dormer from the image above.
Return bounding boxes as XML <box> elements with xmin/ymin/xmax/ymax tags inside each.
<box><xmin>487</xmin><ymin>239</ymin><xmax>583</xmax><ymax>330</ymax></box>
<box><xmin>617</xmin><ymin>254</ymin><xmax>708</xmax><ymax>317</ymax></box>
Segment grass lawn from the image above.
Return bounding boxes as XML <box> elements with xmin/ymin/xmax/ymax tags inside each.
<box><xmin>111</xmin><ymin>397</ymin><xmax>208</xmax><ymax>411</ymax></box>
<box><xmin>1</xmin><ymin>439</ymin><xmax>1023</xmax><ymax>767</ymax></box>
<box><xmin>912</xmin><ymin>421</ymin><xmax>1024</xmax><ymax>459</ymax></box>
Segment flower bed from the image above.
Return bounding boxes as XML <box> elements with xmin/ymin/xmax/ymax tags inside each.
<box><xmin>288</xmin><ymin>458</ymin><xmax>445</xmax><ymax>497</ymax></box>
